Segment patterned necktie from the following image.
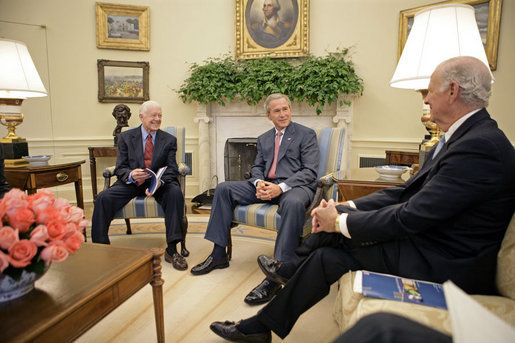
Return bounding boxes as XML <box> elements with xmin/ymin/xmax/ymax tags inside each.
<box><xmin>144</xmin><ymin>134</ymin><xmax>153</xmax><ymax>168</ymax></box>
<box><xmin>268</xmin><ymin>131</ymin><xmax>283</xmax><ymax>179</ymax></box>
<box><xmin>432</xmin><ymin>135</ymin><xmax>446</xmax><ymax>159</ymax></box>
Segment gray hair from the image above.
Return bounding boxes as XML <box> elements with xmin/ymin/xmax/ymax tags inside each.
<box><xmin>140</xmin><ymin>100</ymin><xmax>161</xmax><ymax>116</ymax></box>
<box><xmin>264</xmin><ymin>0</ymin><xmax>280</xmax><ymax>12</ymax></box>
<box><xmin>264</xmin><ymin>93</ymin><xmax>291</xmax><ymax>113</ymax></box>
<box><xmin>438</xmin><ymin>56</ymin><xmax>492</xmax><ymax>108</ymax></box>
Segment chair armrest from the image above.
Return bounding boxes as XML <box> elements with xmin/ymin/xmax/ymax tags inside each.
<box><xmin>305</xmin><ymin>173</ymin><xmax>337</xmax><ymax>217</ymax></box>
<box><xmin>103</xmin><ymin>166</ymin><xmax>116</xmax><ymax>190</ymax></box>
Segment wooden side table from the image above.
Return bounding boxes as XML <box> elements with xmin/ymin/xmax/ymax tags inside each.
<box><xmin>385</xmin><ymin>150</ymin><xmax>419</xmax><ymax>166</ymax></box>
<box><xmin>88</xmin><ymin>146</ymin><xmax>118</xmax><ymax>200</ymax></box>
<box><xmin>333</xmin><ymin>168</ymin><xmax>409</xmax><ymax>201</ymax></box>
<box><xmin>5</xmin><ymin>160</ymin><xmax>86</xmax><ymax>209</ymax></box>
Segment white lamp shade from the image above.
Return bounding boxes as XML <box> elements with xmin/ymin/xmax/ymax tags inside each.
<box><xmin>0</xmin><ymin>38</ymin><xmax>47</xmax><ymax>98</ymax></box>
<box><xmin>390</xmin><ymin>4</ymin><xmax>491</xmax><ymax>90</ymax></box>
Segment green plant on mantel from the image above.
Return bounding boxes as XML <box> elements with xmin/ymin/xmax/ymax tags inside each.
<box><xmin>177</xmin><ymin>48</ymin><xmax>364</xmax><ymax>114</ymax></box>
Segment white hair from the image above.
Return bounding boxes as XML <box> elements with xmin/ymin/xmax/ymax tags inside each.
<box><xmin>438</xmin><ymin>56</ymin><xmax>492</xmax><ymax>108</ymax></box>
<box><xmin>140</xmin><ymin>100</ymin><xmax>161</xmax><ymax>116</ymax></box>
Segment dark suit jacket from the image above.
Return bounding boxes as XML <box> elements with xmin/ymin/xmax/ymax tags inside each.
<box><xmin>340</xmin><ymin>109</ymin><xmax>515</xmax><ymax>294</ymax></box>
<box><xmin>113</xmin><ymin>125</ymin><xmax>180</xmax><ymax>186</ymax></box>
<box><xmin>249</xmin><ymin>121</ymin><xmax>319</xmax><ymax>194</ymax></box>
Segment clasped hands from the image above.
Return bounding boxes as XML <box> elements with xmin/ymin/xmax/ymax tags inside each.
<box><xmin>256</xmin><ymin>180</ymin><xmax>282</xmax><ymax>201</ymax></box>
<box><xmin>131</xmin><ymin>168</ymin><xmax>153</xmax><ymax>196</ymax></box>
<box><xmin>311</xmin><ymin>199</ymin><xmax>343</xmax><ymax>233</ymax></box>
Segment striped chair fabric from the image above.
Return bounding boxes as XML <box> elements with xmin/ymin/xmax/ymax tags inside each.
<box><xmin>110</xmin><ymin>126</ymin><xmax>188</xmax><ymax>219</ymax></box>
<box><xmin>232</xmin><ymin>127</ymin><xmax>346</xmax><ymax>236</ymax></box>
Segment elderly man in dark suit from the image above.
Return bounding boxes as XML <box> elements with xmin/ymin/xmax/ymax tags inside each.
<box><xmin>91</xmin><ymin>100</ymin><xmax>187</xmax><ymax>271</ymax></box>
<box><xmin>209</xmin><ymin>57</ymin><xmax>515</xmax><ymax>342</ymax></box>
<box><xmin>191</xmin><ymin>93</ymin><xmax>320</xmax><ymax>305</ymax></box>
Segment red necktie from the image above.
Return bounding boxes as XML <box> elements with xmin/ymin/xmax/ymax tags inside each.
<box><xmin>268</xmin><ymin>131</ymin><xmax>283</xmax><ymax>179</ymax></box>
<box><xmin>144</xmin><ymin>134</ymin><xmax>153</xmax><ymax>168</ymax></box>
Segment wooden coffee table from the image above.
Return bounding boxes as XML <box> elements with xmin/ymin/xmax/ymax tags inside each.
<box><xmin>0</xmin><ymin>243</ymin><xmax>165</xmax><ymax>343</ymax></box>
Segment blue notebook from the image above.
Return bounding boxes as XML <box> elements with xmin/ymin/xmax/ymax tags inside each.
<box><xmin>353</xmin><ymin>270</ymin><xmax>447</xmax><ymax>309</ymax></box>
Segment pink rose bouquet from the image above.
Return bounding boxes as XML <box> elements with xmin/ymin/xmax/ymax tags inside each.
<box><xmin>0</xmin><ymin>189</ymin><xmax>89</xmax><ymax>280</ymax></box>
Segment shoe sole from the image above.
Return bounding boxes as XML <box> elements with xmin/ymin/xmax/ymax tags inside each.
<box><xmin>191</xmin><ymin>261</ymin><xmax>229</xmax><ymax>275</ymax></box>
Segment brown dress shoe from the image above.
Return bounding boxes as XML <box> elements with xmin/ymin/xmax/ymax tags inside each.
<box><xmin>165</xmin><ymin>251</ymin><xmax>188</xmax><ymax>271</ymax></box>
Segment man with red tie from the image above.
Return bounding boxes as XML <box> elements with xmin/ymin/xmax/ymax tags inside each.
<box><xmin>191</xmin><ymin>93</ymin><xmax>320</xmax><ymax>305</ymax></box>
<box><xmin>91</xmin><ymin>100</ymin><xmax>187</xmax><ymax>270</ymax></box>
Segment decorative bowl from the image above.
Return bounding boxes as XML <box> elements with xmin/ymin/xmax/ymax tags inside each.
<box><xmin>374</xmin><ymin>165</ymin><xmax>411</xmax><ymax>180</ymax></box>
<box><xmin>22</xmin><ymin>155</ymin><xmax>51</xmax><ymax>167</ymax></box>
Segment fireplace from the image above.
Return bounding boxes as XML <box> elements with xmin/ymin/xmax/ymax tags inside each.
<box><xmin>224</xmin><ymin>138</ymin><xmax>257</xmax><ymax>181</ymax></box>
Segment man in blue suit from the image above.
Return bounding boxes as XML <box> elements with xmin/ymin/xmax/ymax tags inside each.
<box><xmin>209</xmin><ymin>57</ymin><xmax>515</xmax><ymax>342</ymax></box>
<box><xmin>91</xmin><ymin>101</ymin><xmax>187</xmax><ymax>271</ymax></box>
<box><xmin>191</xmin><ymin>93</ymin><xmax>320</xmax><ymax>305</ymax></box>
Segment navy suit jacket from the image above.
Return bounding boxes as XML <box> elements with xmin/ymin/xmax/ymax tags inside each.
<box><xmin>249</xmin><ymin>121</ymin><xmax>319</xmax><ymax>194</ymax></box>
<box><xmin>340</xmin><ymin>109</ymin><xmax>515</xmax><ymax>294</ymax></box>
<box><xmin>113</xmin><ymin>125</ymin><xmax>180</xmax><ymax>186</ymax></box>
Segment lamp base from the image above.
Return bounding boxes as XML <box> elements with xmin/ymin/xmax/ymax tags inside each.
<box><xmin>1</xmin><ymin>141</ymin><xmax>28</xmax><ymax>160</ymax></box>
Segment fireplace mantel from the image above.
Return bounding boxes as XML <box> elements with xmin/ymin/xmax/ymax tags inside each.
<box><xmin>194</xmin><ymin>97</ymin><xmax>354</xmax><ymax>192</ymax></box>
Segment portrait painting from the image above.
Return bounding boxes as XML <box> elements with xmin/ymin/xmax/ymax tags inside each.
<box><xmin>97</xmin><ymin>60</ymin><xmax>149</xmax><ymax>103</ymax></box>
<box><xmin>96</xmin><ymin>2</ymin><xmax>150</xmax><ymax>51</ymax></box>
<box><xmin>398</xmin><ymin>0</ymin><xmax>502</xmax><ymax>70</ymax></box>
<box><xmin>236</xmin><ymin>0</ymin><xmax>309</xmax><ymax>59</ymax></box>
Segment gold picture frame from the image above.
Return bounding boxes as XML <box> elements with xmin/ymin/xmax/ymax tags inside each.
<box><xmin>95</xmin><ymin>2</ymin><xmax>150</xmax><ymax>51</ymax></box>
<box><xmin>235</xmin><ymin>0</ymin><xmax>309</xmax><ymax>59</ymax></box>
<box><xmin>97</xmin><ymin>60</ymin><xmax>149</xmax><ymax>103</ymax></box>
<box><xmin>397</xmin><ymin>0</ymin><xmax>502</xmax><ymax>70</ymax></box>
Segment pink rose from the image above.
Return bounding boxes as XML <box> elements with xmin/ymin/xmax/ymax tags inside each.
<box><xmin>41</xmin><ymin>241</ymin><xmax>69</xmax><ymax>263</ymax></box>
<box><xmin>78</xmin><ymin>219</ymin><xmax>89</xmax><ymax>230</ymax></box>
<box><xmin>30</xmin><ymin>225</ymin><xmax>49</xmax><ymax>247</ymax></box>
<box><xmin>3</xmin><ymin>188</ymin><xmax>27</xmax><ymax>202</ymax></box>
<box><xmin>8</xmin><ymin>239</ymin><xmax>38</xmax><ymax>268</ymax></box>
<box><xmin>4</xmin><ymin>197</ymin><xmax>28</xmax><ymax>218</ymax></box>
<box><xmin>8</xmin><ymin>207</ymin><xmax>35</xmax><ymax>233</ymax></box>
<box><xmin>54</xmin><ymin>198</ymin><xmax>70</xmax><ymax>210</ymax></box>
<box><xmin>29</xmin><ymin>193</ymin><xmax>54</xmax><ymax>215</ymax></box>
<box><xmin>46</xmin><ymin>220</ymin><xmax>67</xmax><ymax>241</ymax></box>
<box><xmin>68</xmin><ymin>206</ymin><xmax>84</xmax><ymax>224</ymax></box>
<box><xmin>35</xmin><ymin>207</ymin><xmax>62</xmax><ymax>225</ymax></box>
<box><xmin>0</xmin><ymin>201</ymin><xmax>7</xmax><ymax>225</ymax></box>
<box><xmin>0</xmin><ymin>226</ymin><xmax>19</xmax><ymax>250</ymax></box>
<box><xmin>64</xmin><ymin>230</ymin><xmax>84</xmax><ymax>253</ymax></box>
<box><xmin>0</xmin><ymin>250</ymin><xmax>9</xmax><ymax>272</ymax></box>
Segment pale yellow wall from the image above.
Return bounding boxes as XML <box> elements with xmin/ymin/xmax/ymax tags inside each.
<box><xmin>0</xmin><ymin>0</ymin><xmax>514</xmax><ymax>201</ymax></box>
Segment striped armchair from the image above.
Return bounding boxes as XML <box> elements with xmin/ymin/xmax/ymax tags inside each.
<box><xmin>228</xmin><ymin>127</ymin><xmax>348</xmax><ymax>258</ymax></box>
<box><xmin>102</xmin><ymin>126</ymin><xmax>190</xmax><ymax>256</ymax></box>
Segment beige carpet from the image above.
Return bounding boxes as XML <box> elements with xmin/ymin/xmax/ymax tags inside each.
<box><xmin>76</xmin><ymin>216</ymin><xmax>341</xmax><ymax>343</ymax></box>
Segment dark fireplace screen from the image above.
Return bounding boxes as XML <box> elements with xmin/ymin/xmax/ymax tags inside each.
<box><xmin>224</xmin><ymin>138</ymin><xmax>258</xmax><ymax>181</ymax></box>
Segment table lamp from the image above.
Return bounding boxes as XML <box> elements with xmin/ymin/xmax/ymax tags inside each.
<box><xmin>0</xmin><ymin>38</ymin><xmax>47</xmax><ymax>166</ymax></box>
<box><xmin>390</xmin><ymin>4</ymin><xmax>492</xmax><ymax>164</ymax></box>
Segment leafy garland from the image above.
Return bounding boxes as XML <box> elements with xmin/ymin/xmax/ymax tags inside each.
<box><xmin>177</xmin><ymin>49</ymin><xmax>364</xmax><ymax>114</ymax></box>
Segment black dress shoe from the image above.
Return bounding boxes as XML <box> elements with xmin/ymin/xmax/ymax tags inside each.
<box><xmin>210</xmin><ymin>320</ymin><xmax>271</xmax><ymax>343</ymax></box>
<box><xmin>191</xmin><ymin>255</ymin><xmax>229</xmax><ymax>275</ymax></box>
<box><xmin>257</xmin><ymin>255</ymin><xmax>289</xmax><ymax>285</ymax></box>
<box><xmin>165</xmin><ymin>251</ymin><xmax>188</xmax><ymax>271</ymax></box>
<box><xmin>244</xmin><ymin>279</ymin><xmax>282</xmax><ymax>305</ymax></box>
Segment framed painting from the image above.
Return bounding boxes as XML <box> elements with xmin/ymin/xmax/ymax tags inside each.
<box><xmin>95</xmin><ymin>2</ymin><xmax>150</xmax><ymax>51</ymax></box>
<box><xmin>97</xmin><ymin>60</ymin><xmax>149</xmax><ymax>103</ymax></box>
<box><xmin>397</xmin><ymin>0</ymin><xmax>502</xmax><ymax>70</ymax></box>
<box><xmin>235</xmin><ymin>0</ymin><xmax>309</xmax><ymax>59</ymax></box>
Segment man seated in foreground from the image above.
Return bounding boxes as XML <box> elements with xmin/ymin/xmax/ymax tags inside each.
<box><xmin>190</xmin><ymin>93</ymin><xmax>319</xmax><ymax>305</ymax></box>
<box><xmin>209</xmin><ymin>56</ymin><xmax>515</xmax><ymax>342</ymax></box>
<box><xmin>91</xmin><ymin>100</ymin><xmax>188</xmax><ymax>271</ymax></box>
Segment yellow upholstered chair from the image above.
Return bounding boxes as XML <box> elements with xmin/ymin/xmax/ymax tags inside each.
<box><xmin>102</xmin><ymin>126</ymin><xmax>190</xmax><ymax>256</ymax></box>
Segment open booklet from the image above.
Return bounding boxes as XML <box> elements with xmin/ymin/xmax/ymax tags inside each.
<box><xmin>145</xmin><ymin>166</ymin><xmax>167</xmax><ymax>195</ymax></box>
<box><xmin>353</xmin><ymin>270</ymin><xmax>447</xmax><ymax>309</ymax></box>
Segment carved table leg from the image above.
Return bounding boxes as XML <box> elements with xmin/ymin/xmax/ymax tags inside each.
<box><xmin>150</xmin><ymin>248</ymin><xmax>165</xmax><ymax>343</ymax></box>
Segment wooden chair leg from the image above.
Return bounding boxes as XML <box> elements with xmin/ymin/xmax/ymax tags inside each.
<box><xmin>180</xmin><ymin>216</ymin><xmax>190</xmax><ymax>257</ymax></box>
<box><xmin>125</xmin><ymin>218</ymin><xmax>132</xmax><ymax>234</ymax></box>
<box><xmin>228</xmin><ymin>222</ymin><xmax>238</xmax><ymax>261</ymax></box>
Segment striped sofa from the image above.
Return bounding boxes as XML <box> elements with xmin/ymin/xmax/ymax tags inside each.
<box><xmin>227</xmin><ymin>127</ymin><xmax>348</xmax><ymax>258</ymax></box>
<box><xmin>102</xmin><ymin>126</ymin><xmax>190</xmax><ymax>256</ymax></box>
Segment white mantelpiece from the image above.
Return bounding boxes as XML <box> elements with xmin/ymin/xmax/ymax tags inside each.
<box><xmin>193</xmin><ymin>97</ymin><xmax>354</xmax><ymax>192</ymax></box>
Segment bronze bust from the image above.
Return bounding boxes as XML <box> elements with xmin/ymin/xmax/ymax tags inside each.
<box><xmin>112</xmin><ymin>104</ymin><xmax>131</xmax><ymax>145</ymax></box>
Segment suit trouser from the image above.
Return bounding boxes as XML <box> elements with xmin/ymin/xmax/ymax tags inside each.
<box><xmin>204</xmin><ymin>180</ymin><xmax>312</xmax><ymax>261</ymax></box>
<box><xmin>257</xmin><ymin>232</ymin><xmax>396</xmax><ymax>339</ymax></box>
<box><xmin>333</xmin><ymin>312</ymin><xmax>452</xmax><ymax>343</ymax></box>
<box><xmin>91</xmin><ymin>180</ymin><xmax>184</xmax><ymax>245</ymax></box>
